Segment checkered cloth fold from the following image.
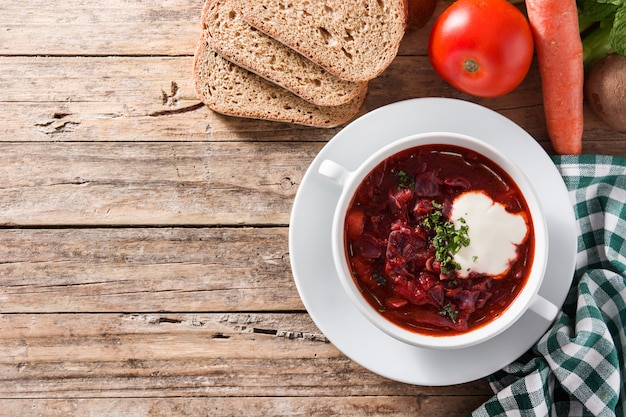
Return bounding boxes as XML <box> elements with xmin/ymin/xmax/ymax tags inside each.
<box><xmin>470</xmin><ymin>155</ymin><xmax>626</xmax><ymax>417</ymax></box>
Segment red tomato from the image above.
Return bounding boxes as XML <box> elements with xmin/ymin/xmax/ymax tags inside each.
<box><xmin>428</xmin><ymin>0</ymin><xmax>534</xmax><ymax>98</ymax></box>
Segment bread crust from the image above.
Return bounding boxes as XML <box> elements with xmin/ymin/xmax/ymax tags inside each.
<box><xmin>202</xmin><ymin>0</ymin><xmax>367</xmax><ymax>106</ymax></box>
<box><xmin>235</xmin><ymin>0</ymin><xmax>407</xmax><ymax>82</ymax></box>
<box><xmin>192</xmin><ymin>40</ymin><xmax>367</xmax><ymax>128</ymax></box>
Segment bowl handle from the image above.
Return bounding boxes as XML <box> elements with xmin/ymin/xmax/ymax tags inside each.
<box><xmin>318</xmin><ymin>159</ymin><xmax>351</xmax><ymax>187</ymax></box>
<box><xmin>528</xmin><ymin>294</ymin><xmax>559</xmax><ymax>322</ymax></box>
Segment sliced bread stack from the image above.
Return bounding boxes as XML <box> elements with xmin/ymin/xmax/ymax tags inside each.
<box><xmin>193</xmin><ymin>0</ymin><xmax>407</xmax><ymax>128</ymax></box>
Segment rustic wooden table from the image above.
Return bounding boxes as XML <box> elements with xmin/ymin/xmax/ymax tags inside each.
<box><xmin>1</xmin><ymin>1</ymin><xmax>625</xmax><ymax>416</ymax></box>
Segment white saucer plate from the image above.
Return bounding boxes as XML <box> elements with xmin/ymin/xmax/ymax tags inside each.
<box><xmin>288</xmin><ymin>98</ymin><xmax>577</xmax><ymax>386</ymax></box>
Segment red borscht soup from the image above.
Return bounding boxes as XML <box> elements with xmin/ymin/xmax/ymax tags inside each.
<box><xmin>344</xmin><ymin>144</ymin><xmax>534</xmax><ymax>336</ymax></box>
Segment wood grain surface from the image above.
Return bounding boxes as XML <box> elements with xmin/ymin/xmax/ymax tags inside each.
<box><xmin>1</xmin><ymin>0</ymin><xmax>625</xmax><ymax>416</ymax></box>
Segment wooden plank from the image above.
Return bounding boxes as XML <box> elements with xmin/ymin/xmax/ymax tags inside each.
<box><xmin>0</xmin><ymin>313</ymin><xmax>493</xmax><ymax>399</ymax></box>
<box><xmin>0</xmin><ymin>228</ymin><xmax>300</xmax><ymax>312</ymax></box>
<box><xmin>0</xmin><ymin>100</ymin><xmax>341</xmax><ymax>143</ymax></box>
<box><xmin>0</xmin><ymin>136</ymin><xmax>621</xmax><ymax>228</ymax></box>
<box><xmin>0</xmin><ymin>142</ymin><xmax>320</xmax><ymax>226</ymax></box>
<box><xmin>0</xmin><ymin>0</ymin><xmax>204</xmax><ymax>56</ymax></box>
<box><xmin>0</xmin><ymin>57</ymin><xmax>197</xmax><ymax>105</ymax></box>
<box><xmin>0</xmin><ymin>55</ymin><xmax>342</xmax><ymax>142</ymax></box>
<box><xmin>0</xmin><ymin>395</ymin><xmax>493</xmax><ymax>417</ymax></box>
<box><xmin>1</xmin><ymin>55</ymin><xmax>625</xmax><ymax>155</ymax></box>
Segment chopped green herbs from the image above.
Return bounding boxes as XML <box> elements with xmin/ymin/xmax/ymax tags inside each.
<box><xmin>372</xmin><ymin>271</ymin><xmax>387</xmax><ymax>286</ymax></box>
<box><xmin>423</xmin><ymin>201</ymin><xmax>443</xmax><ymax>229</ymax></box>
<box><xmin>393</xmin><ymin>169</ymin><xmax>415</xmax><ymax>189</ymax></box>
<box><xmin>438</xmin><ymin>302</ymin><xmax>459</xmax><ymax>323</ymax></box>
<box><xmin>424</xmin><ymin>201</ymin><xmax>470</xmax><ymax>273</ymax></box>
<box><xmin>446</xmin><ymin>279</ymin><xmax>458</xmax><ymax>288</ymax></box>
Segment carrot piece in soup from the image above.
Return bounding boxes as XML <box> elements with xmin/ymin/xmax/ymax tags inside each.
<box><xmin>345</xmin><ymin>209</ymin><xmax>365</xmax><ymax>241</ymax></box>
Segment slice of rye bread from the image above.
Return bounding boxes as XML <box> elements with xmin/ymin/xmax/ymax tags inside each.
<box><xmin>202</xmin><ymin>0</ymin><xmax>367</xmax><ymax>107</ymax></box>
<box><xmin>235</xmin><ymin>0</ymin><xmax>407</xmax><ymax>82</ymax></box>
<box><xmin>192</xmin><ymin>40</ymin><xmax>367</xmax><ymax>128</ymax></box>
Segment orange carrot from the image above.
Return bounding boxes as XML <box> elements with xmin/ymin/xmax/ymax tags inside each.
<box><xmin>525</xmin><ymin>0</ymin><xmax>584</xmax><ymax>155</ymax></box>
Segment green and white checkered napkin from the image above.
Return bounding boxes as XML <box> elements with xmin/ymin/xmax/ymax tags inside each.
<box><xmin>470</xmin><ymin>155</ymin><xmax>626</xmax><ymax>417</ymax></box>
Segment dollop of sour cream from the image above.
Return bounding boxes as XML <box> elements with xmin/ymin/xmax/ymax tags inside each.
<box><xmin>450</xmin><ymin>191</ymin><xmax>528</xmax><ymax>278</ymax></box>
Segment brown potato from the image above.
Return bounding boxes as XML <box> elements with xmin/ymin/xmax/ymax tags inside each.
<box><xmin>584</xmin><ymin>53</ymin><xmax>626</xmax><ymax>133</ymax></box>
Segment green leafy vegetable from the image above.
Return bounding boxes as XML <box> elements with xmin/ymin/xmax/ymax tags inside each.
<box><xmin>582</xmin><ymin>24</ymin><xmax>614</xmax><ymax>66</ymax></box>
<box><xmin>424</xmin><ymin>201</ymin><xmax>471</xmax><ymax>274</ymax></box>
<box><xmin>613</xmin><ymin>6</ymin><xmax>626</xmax><ymax>54</ymax></box>
<box><xmin>578</xmin><ymin>0</ymin><xmax>626</xmax><ymax>66</ymax></box>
